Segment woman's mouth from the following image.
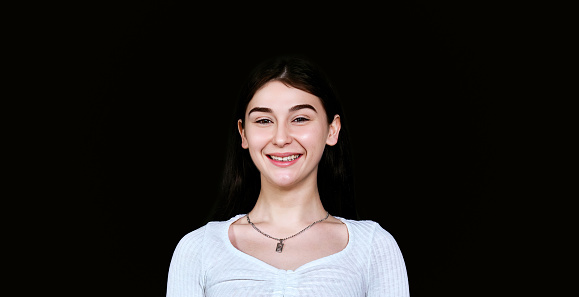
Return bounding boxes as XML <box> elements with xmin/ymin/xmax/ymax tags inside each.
<box><xmin>268</xmin><ymin>154</ymin><xmax>301</xmax><ymax>161</ymax></box>
<box><xmin>267</xmin><ymin>154</ymin><xmax>302</xmax><ymax>166</ymax></box>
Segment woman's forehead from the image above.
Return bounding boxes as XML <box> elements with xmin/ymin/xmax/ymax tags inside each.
<box><xmin>247</xmin><ymin>81</ymin><xmax>324</xmax><ymax>112</ymax></box>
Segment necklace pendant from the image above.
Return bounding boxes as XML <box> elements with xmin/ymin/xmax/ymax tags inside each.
<box><xmin>276</xmin><ymin>240</ymin><xmax>284</xmax><ymax>253</ymax></box>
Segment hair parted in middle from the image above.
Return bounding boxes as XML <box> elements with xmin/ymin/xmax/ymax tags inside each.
<box><xmin>211</xmin><ymin>55</ymin><xmax>357</xmax><ymax>221</ymax></box>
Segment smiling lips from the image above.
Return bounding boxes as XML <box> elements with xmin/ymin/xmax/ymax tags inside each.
<box><xmin>267</xmin><ymin>154</ymin><xmax>302</xmax><ymax>167</ymax></box>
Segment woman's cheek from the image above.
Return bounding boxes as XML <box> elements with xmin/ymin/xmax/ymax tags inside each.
<box><xmin>295</xmin><ymin>128</ymin><xmax>325</xmax><ymax>147</ymax></box>
<box><xmin>246</xmin><ymin>128</ymin><xmax>270</xmax><ymax>147</ymax></box>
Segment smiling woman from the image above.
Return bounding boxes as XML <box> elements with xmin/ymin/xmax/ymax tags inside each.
<box><xmin>221</xmin><ymin>56</ymin><xmax>356</xmax><ymax>220</ymax></box>
<box><xmin>166</xmin><ymin>56</ymin><xmax>410</xmax><ymax>297</ymax></box>
<box><xmin>239</xmin><ymin>81</ymin><xmax>341</xmax><ymax>189</ymax></box>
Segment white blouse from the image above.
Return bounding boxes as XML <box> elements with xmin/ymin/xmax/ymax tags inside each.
<box><xmin>167</xmin><ymin>214</ymin><xmax>409</xmax><ymax>297</ymax></box>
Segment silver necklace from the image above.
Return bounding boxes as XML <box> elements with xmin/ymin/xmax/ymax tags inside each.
<box><xmin>246</xmin><ymin>212</ymin><xmax>330</xmax><ymax>253</ymax></box>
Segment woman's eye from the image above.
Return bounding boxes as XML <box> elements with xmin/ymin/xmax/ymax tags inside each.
<box><xmin>293</xmin><ymin>117</ymin><xmax>309</xmax><ymax>123</ymax></box>
<box><xmin>256</xmin><ymin>119</ymin><xmax>273</xmax><ymax>124</ymax></box>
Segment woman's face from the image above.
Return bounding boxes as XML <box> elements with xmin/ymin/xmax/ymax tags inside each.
<box><xmin>239</xmin><ymin>81</ymin><xmax>341</xmax><ymax>189</ymax></box>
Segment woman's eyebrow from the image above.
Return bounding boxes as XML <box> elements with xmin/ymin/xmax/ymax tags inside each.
<box><xmin>248</xmin><ymin>107</ymin><xmax>273</xmax><ymax>115</ymax></box>
<box><xmin>289</xmin><ymin>104</ymin><xmax>317</xmax><ymax>113</ymax></box>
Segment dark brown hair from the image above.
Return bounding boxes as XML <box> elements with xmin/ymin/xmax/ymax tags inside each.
<box><xmin>211</xmin><ymin>55</ymin><xmax>357</xmax><ymax>221</ymax></box>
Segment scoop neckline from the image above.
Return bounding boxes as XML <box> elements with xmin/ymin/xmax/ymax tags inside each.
<box><xmin>223</xmin><ymin>214</ymin><xmax>353</xmax><ymax>272</ymax></box>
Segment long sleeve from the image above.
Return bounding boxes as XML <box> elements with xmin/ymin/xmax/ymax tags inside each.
<box><xmin>166</xmin><ymin>226</ymin><xmax>207</xmax><ymax>297</ymax></box>
<box><xmin>366</xmin><ymin>223</ymin><xmax>410</xmax><ymax>297</ymax></box>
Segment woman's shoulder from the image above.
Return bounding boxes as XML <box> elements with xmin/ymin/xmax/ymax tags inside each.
<box><xmin>174</xmin><ymin>224</ymin><xmax>208</xmax><ymax>251</ymax></box>
<box><xmin>338</xmin><ymin>217</ymin><xmax>380</xmax><ymax>231</ymax></box>
<box><xmin>177</xmin><ymin>215</ymin><xmax>245</xmax><ymax>245</ymax></box>
<box><xmin>338</xmin><ymin>217</ymin><xmax>398</xmax><ymax>243</ymax></box>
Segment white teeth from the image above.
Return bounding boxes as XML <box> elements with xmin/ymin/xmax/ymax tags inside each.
<box><xmin>270</xmin><ymin>154</ymin><xmax>300</xmax><ymax>161</ymax></box>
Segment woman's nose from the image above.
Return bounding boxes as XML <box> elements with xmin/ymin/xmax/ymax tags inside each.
<box><xmin>272</xmin><ymin>122</ymin><xmax>292</xmax><ymax>147</ymax></box>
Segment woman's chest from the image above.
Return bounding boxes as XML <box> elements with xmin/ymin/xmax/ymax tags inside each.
<box><xmin>204</xmin><ymin>263</ymin><xmax>366</xmax><ymax>297</ymax></box>
<box><xmin>229</xmin><ymin>222</ymin><xmax>348</xmax><ymax>271</ymax></box>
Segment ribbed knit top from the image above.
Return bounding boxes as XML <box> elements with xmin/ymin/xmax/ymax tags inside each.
<box><xmin>166</xmin><ymin>214</ymin><xmax>409</xmax><ymax>297</ymax></box>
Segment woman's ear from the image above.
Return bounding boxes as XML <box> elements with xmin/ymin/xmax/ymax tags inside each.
<box><xmin>238</xmin><ymin>119</ymin><xmax>249</xmax><ymax>149</ymax></box>
<box><xmin>326</xmin><ymin>115</ymin><xmax>341</xmax><ymax>146</ymax></box>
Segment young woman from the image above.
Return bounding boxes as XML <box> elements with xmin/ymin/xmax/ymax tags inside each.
<box><xmin>166</xmin><ymin>56</ymin><xmax>409</xmax><ymax>296</ymax></box>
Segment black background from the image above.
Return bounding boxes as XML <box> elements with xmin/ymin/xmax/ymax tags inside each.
<box><xmin>63</xmin><ymin>1</ymin><xmax>537</xmax><ymax>296</ymax></box>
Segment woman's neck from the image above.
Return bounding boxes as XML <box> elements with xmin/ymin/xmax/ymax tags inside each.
<box><xmin>248</xmin><ymin>177</ymin><xmax>327</xmax><ymax>226</ymax></box>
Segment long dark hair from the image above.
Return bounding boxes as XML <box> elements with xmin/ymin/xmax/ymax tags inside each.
<box><xmin>210</xmin><ymin>55</ymin><xmax>357</xmax><ymax>221</ymax></box>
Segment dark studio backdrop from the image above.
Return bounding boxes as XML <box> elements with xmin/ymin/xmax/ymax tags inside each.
<box><xmin>69</xmin><ymin>1</ymin><xmax>525</xmax><ymax>296</ymax></box>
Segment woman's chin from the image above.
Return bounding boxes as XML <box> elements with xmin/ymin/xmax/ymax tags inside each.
<box><xmin>260</xmin><ymin>166</ymin><xmax>318</xmax><ymax>189</ymax></box>
<box><xmin>265</xmin><ymin>174</ymin><xmax>301</xmax><ymax>188</ymax></box>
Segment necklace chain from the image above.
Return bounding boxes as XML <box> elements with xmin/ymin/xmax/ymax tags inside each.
<box><xmin>246</xmin><ymin>211</ymin><xmax>330</xmax><ymax>253</ymax></box>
